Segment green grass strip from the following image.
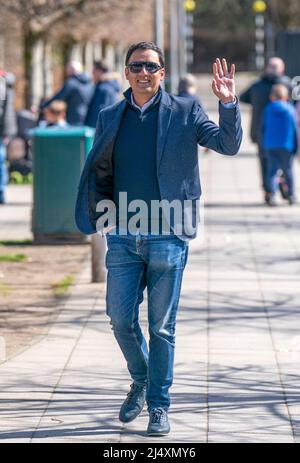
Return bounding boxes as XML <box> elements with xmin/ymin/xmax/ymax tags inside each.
<box><xmin>51</xmin><ymin>275</ymin><xmax>75</xmax><ymax>297</ymax></box>
<box><xmin>0</xmin><ymin>254</ymin><xmax>28</xmax><ymax>263</ymax></box>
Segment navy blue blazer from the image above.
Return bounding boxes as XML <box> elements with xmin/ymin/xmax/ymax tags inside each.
<box><xmin>75</xmin><ymin>88</ymin><xmax>242</xmax><ymax>240</ymax></box>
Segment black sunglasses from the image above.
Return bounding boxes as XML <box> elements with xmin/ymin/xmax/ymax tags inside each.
<box><xmin>127</xmin><ymin>61</ymin><xmax>163</xmax><ymax>74</ymax></box>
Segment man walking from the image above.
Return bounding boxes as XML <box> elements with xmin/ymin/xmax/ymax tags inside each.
<box><xmin>85</xmin><ymin>61</ymin><xmax>121</xmax><ymax>128</ymax></box>
<box><xmin>0</xmin><ymin>70</ymin><xmax>17</xmax><ymax>204</ymax></box>
<box><xmin>240</xmin><ymin>57</ymin><xmax>291</xmax><ymax>203</ymax></box>
<box><xmin>263</xmin><ymin>84</ymin><xmax>298</xmax><ymax>206</ymax></box>
<box><xmin>76</xmin><ymin>42</ymin><xmax>242</xmax><ymax>436</ymax></box>
<box><xmin>41</xmin><ymin>61</ymin><xmax>93</xmax><ymax>126</ymax></box>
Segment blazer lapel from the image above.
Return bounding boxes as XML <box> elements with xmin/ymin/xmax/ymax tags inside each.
<box><xmin>91</xmin><ymin>99</ymin><xmax>127</xmax><ymax>163</ymax></box>
<box><xmin>91</xmin><ymin>89</ymin><xmax>173</xmax><ymax>169</ymax></box>
<box><xmin>156</xmin><ymin>90</ymin><xmax>172</xmax><ymax>169</ymax></box>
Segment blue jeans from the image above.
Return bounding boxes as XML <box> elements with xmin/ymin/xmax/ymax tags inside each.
<box><xmin>258</xmin><ymin>143</ymin><xmax>269</xmax><ymax>193</ymax></box>
<box><xmin>105</xmin><ymin>233</ymin><xmax>189</xmax><ymax>411</ymax></box>
<box><xmin>266</xmin><ymin>149</ymin><xmax>295</xmax><ymax>197</ymax></box>
<box><xmin>0</xmin><ymin>139</ymin><xmax>8</xmax><ymax>203</ymax></box>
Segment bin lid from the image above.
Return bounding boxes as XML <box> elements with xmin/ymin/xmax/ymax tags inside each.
<box><xmin>29</xmin><ymin>126</ymin><xmax>95</xmax><ymax>138</ymax></box>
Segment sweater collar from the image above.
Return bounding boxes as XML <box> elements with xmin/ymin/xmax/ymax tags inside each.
<box><xmin>123</xmin><ymin>87</ymin><xmax>162</xmax><ymax>114</ymax></box>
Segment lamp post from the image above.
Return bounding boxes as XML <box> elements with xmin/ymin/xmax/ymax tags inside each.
<box><xmin>178</xmin><ymin>0</ymin><xmax>187</xmax><ymax>77</ymax></box>
<box><xmin>252</xmin><ymin>0</ymin><xmax>267</xmax><ymax>71</ymax></box>
<box><xmin>170</xmin><ymin>0</ymin><xmax>196</xmax><ymax>93</ymax></box>
<box><xmin>170</xmin><ymin>0</ymin><xmax>179</xmax><ymax>94</ymax></box>
<box><xmin>155</xmin><ymin>0</ymin><xmax>164</xmax><ymax>52</ymax></box>
<box><xmin>154</xmin><ymin>0</ymin><xmax>165</xmax><ymax>89</ymax></box>
<box><xmin>183</xmin><ymin>0</ymin><xmax>196</xmax><ymax>73</ymax></box>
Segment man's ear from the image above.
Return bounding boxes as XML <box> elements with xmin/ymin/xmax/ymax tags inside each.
<box><xmin>125</xmin><ymin>67</ymin><xmax>129</xmax><ymax>81</ymax></box>
<box><xmin>160</xmin><ymin>69</ymin><xmax>166</xmax><ymax>81</ymax></box>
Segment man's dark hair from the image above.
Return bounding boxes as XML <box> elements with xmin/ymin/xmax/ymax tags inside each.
<box><xmin>93</xmin><ymin>60</ymin><xmax>109</xmax><ymax>73</ymax></box>
<box><xmin>125</xmin><ymin>42</ymin><xmax>165</xmax><ymax>67</ymax></box>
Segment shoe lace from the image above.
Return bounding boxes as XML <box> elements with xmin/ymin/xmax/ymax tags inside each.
<box><xmin>150</xmin><ymin>408</ymin><xmax>165</xmax><ymax>424</ymax></box>
<box><xmin>126</xmin><ymin>383</ymin><xmax>144</xmax><ymax>405</ymax></box>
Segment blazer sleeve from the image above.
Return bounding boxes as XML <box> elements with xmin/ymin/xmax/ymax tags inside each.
<box><xmin>75</xmin><ymin>108</ymin><xmax>105</xmax><ymax>235</ymax></box>
<box><xmin>193</xmin><ymin>101</ymin><xmax>243</xmax><ymax>156</ymax></box>
<box><xmin>77</xmin><ymin>108</ymin><xmax>103</xmax><ymax>185</ymax></box>
<box><xmin>91</xmin><ymin>110</ymin><xmax>104</xmax><ymax>148</ymax></box>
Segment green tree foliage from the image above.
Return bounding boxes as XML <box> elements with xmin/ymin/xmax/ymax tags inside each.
<box><xmin>193</xmin><ymin>0</ymin><xmax>256</xmax><ymax>71</ymax></box>
<box><xmin>267</xmin><ymin>0</ymin><xmax>300</xmax><ymax>29</ymax></box>
<box><xmin>1</xmin><ymin>0</ymin><xmax>142</xmax><ymax>105</ymax></box>
<box><xmin>192</xmin><ymin>0</ymin><xmax>300</xmax><ymax>72</ymax></box>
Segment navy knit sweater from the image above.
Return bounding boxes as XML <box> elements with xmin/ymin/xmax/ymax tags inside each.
<box><xmin>113</xmin><ymin>91</ymin><xmax>167</xmax><ymax>234</ymax></box>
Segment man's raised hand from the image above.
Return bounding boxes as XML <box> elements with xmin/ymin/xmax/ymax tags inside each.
<box><xmin>212</xmin><ymin>58</ymin><xmax>236</xmax><ymax>104</ymax></box>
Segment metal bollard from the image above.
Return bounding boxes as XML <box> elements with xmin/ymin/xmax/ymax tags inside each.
<box><xmin>91</xmin><ymin>233</ymin><xmax>107</xmax><ymax>283</ymax></box>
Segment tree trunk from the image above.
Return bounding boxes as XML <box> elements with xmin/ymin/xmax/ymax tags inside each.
<box><xmin>60</xmin><ymin>36</ymin><xmax>76</xmax><ymax>71</ymax></box>
<box><xmin>42</xmin><ymin>40</ymin><xmax>53</xmax><ymax>99</ymax></box>
<box><xmin>23</xmin><ymin>25</ymin><xmax>41</xmax><ymax>108</ymax></box>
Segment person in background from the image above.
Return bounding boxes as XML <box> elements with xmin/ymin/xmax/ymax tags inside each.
<box><xmin>41</xmin><ymin>61</ymin><xmax>93</xmax><ymax>126</ymax></box>
<box><xmin>178</xmin><ymin>74</ymin><xmax>210</xmax><ymax>154</ymax></box>
<box><xmin>296</xmin><ymin>99</ymin><xmax>300</xmax><ymax>152</ymax></box>
<box><xmin>0</xmin><ymin>70</ymin><xmax>17</xmax><ymax>204</ymax></box>
<box><xmin>263</xmin><ymin>84</ymin><xmax>298</xmax><ymax>206</ymax></box>
<box><xmin>177</xmin><ymin>73</ymin><xmax>201</xmax><ymax>106</ymax></box>
<box><xmin>85</xmin><ymin>60</ymin><xmax>121</xmax><ymax>128</ymax></box>
<box><xmin>240</xmin><ymin>57</ymin><xmax>292</xmax><ymax>204</ymax></box>
<box><xmin>43</xmin><ymin>101</ymin><xmax>69</xmax><ymax>128</ymax></box>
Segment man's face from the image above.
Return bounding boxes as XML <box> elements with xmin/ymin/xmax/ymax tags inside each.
<box><xmin>125</xmin><ymin>48</ymin><xmax>165</xmax><ymax>98</ymax></box>
<box><xmin>266</xmin><ymin>58</ymin><xmax>285</xmax><ymax>76</ymax></box>
<box><xmin>93</xmin><ymin>68</ymin><xmax>104</xmax><ymax>83</ymax></box>
<box><xmin>45</xmin><ymin>109</ymin><xmax>64</xmax><ymax>124</ymax></box>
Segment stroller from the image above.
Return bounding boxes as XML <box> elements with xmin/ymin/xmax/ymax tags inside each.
<box><xmin>7</xmin><ymin>110</ymin><xmax>37</xmax><ymax>176</ymax></box>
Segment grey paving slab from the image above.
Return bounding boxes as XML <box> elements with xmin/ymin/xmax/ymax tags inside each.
<box><xmin>0</xmin><ymin>185</ymin><xmax>32</xmax><ymax>240</ymax></box>
<box><xmin>0</xmin><ymin>263</ymin><xmax>102</xmax><ymax>442</ymax></box>
<box><xmin>29</xmin><ymin>282</ymin><xmax>208</xmax><ymax>443</ymax></box>
<box><xmin>208</xmin><ymin>432</ymin><xmax>294</xmax><ymax>443</ymax></box>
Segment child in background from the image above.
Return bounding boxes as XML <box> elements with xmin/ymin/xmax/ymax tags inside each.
<box><xmin>43</xmin><ymin>101</ymin><xmax>68</xmax><ymax>128</ymax></box>
<box><xmin>263</xmin><ymin>84</ymin><xmax>298</xmax><ymax>206</ymax></box>
<box><xmin>296</xmin><ymin>99</ymin><xmax>300</xmax><ymax>157</ymax></box>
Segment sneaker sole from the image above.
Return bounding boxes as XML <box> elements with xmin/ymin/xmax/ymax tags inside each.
<box><xmin>119</xmin><ymin>406</ymin><xmax>144</xmax><ymax>423</ymax></box>
<box><xmin>147</xmin><ymin>429</ymin><xmax>170</xmax><ymax>436</ymax></box>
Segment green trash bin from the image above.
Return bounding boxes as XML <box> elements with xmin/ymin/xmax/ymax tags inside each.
<box><xmin>30</xmin><ymin>127</ymin><xmax>94</xmax><ymax>244</ymax></box>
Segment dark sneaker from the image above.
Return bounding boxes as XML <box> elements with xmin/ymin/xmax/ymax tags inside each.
<box><xmin>266</xmin><ymin>196</ymin><xmax>277</xmax><ymax>207</ymax></box>
<box><xmin>279</xmin><ymin>173</ymin><xmax>289</xmax><ymax>200</ymax></box>
<box><xmin>264</xmin><ymin>192</ymin><xmax>273</xmax><ymax>205</ymax></box>
<box><xmin>288</xmin><ymin>196</ymin><xmax>296</xmax><ymax>205</ymax></box>
<box><xmin>147</xmin><ymin>407</ymin><xmax>170</xmax><ymax>436</ymax></box>
<box><xmin>119</xmin><ymin>383</ymin><xmax>146</xmax><ymax>423</ymax></box>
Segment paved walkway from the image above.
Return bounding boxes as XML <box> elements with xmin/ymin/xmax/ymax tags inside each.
<box><xmin>0</xmin><ymin>185</ymin><xmax>32</xmax><ymax>241</ymax></box>
<box><xmin>1</xmin><ymin>104</ymin><xmax>300</xmax><ymax>442</ymax></box>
